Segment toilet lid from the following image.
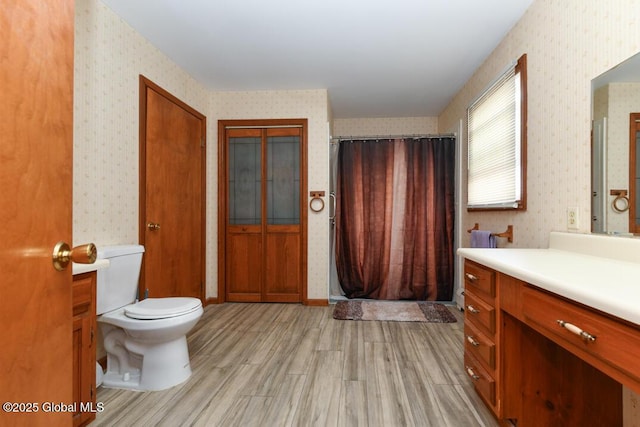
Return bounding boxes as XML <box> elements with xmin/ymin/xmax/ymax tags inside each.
<box><xmin>125</xmin><ymin>297</ymin><xmax>202</xmax><ymax>320</ymax></box>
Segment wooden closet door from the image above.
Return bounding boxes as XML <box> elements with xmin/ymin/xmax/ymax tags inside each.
<box><xmin>140</xmin><ymin>77</ymin><xmax>206</xmax><ymax>300</ymax></box>
<box><xmin>264</xmin><ymin>128</ymin><xmax>302</xmax><ymax>302</ymax></box>
<box><xmin>222</xmin><ymin>121</ymin><xmax>306</xmax><ymax>303</ymax></box>
<box><xmin>226</xmin><ymin>129</ymin><xmax>263</xmax><ymax>302</ymax></box>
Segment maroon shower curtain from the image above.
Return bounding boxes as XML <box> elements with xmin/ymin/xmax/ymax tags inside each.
<box><xmin>335</xmin><ymin>137</ymin><xmax>455</xmax><ymax>301</ymax></box>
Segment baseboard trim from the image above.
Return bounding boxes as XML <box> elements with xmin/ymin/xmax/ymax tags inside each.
<box><xmin>304</xmin><ymin>299</ymin><xmax>329</xmax><ymax>306</ymax></box>
<box><xmin>204</xmin><ymin>297</ymin><xmax>327</xmax><ymax>306</ymax></box>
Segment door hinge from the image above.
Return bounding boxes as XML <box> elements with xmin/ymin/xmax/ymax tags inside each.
<box><xmin>90</xmin><ymin>327</ymin><xmax>94</xmax><ymax>344</ymax></box>
<box><xmin>201</xmin><ymin>137</ymin><xmax>205</xmax><ymax>147</ymax></box>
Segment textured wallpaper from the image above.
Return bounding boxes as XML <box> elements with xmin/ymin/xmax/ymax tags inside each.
<box><xmin>439</xmin><ymin>0</ymin><xmax>640</xmax><ymax>249</ymax></box>
<box><xmin>333</xmin><ymin>117</ymin><xmax>438</xmax><ymax>137</ymax></box>
<box><xmin>211</xmin><ymin>90</ymin><xmax>331</xmax><ymax>300</ymax></box>
<box><xmin>76</xmin><ymin>0</ymin><xmax>640</xmax><ymax>301</ymax></box>
<box><xmin>74</xmin><ymin>0</ymin><xmax>211</xmax><ymax>295</ymax></box>
<box><xmin>74</xmin><ymin>1</ymin><xmax>332</xmax><ymax>300</ymax></box>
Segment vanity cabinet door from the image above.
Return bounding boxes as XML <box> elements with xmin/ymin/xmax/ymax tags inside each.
<box><xmin>72</xmin><ymin>273</ymin><xmax>97</xmax><ymax>427</ymax></box>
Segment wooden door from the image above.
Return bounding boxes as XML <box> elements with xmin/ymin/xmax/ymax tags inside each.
<box><xmin>1</xmin><ymin>1</ymin><xmax>75</xmax><ymax>425</ymax></box>
<box><xmin>220</xmin><ymin>120</ymin><xmax>307</xmax><ymax>303</ymax></box>
<box><xmin>140</xmin><ymin>77</ymin><xmax>206</xmax><ymax>300</ymax></box>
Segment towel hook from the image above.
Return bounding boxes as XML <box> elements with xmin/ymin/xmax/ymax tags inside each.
<box><xmin>309</xmin><ymin>191</ymin><xmax>325</xmax><ymax>213</ymax></box>
<box><xmin>610</xmin><ymin>189</ymin><xmax>630</xmax><ymax>213</ymax></box>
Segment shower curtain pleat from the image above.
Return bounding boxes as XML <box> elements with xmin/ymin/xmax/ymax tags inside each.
<box><xmin>335</xmin><ymin>137</ymin><xmax>455</xmax><ymax>301</ymax></box>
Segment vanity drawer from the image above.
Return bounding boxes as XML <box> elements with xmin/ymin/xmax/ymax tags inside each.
<box><xmin>465</xmin><ymin>291</ymin><xmax>496</xmax><ymax>336</ymax></box>
<box><xmin>523</xmin><ymin>285</ymin><xmax>640</xmax><ymax>384</ymax></box>
<box><xmin>464</xmin><ymin>352</ymin><xmax>496</xmax><ymax>407</ymax></box>
<box><xmin>464</xmin><ymin>260</ymin><xmax>495</xmax><ymax>301</ymax></box>
<box><xmin>465</xmin><ymin>321</ymin><xmax>496</xmax><ymax>371</ymax></box>
<box><xmin>72</xmin><ymin>273</ymin><xmax>94</xmax><ymax>317</ymax></box>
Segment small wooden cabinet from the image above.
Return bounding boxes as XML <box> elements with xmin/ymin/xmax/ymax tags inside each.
<box><xmin>72</xmin><ymin>272</ymin><xmax>97</xmax><ymax>427</ymax></box>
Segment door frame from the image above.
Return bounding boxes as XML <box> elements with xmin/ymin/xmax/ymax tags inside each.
<box><xmin>138</xmin><ymin>75</ymin><xmax>206</xmax><ymax>301</ymax></box>
<box><xmin>217</xmin><ymin>119</ymin><xmax>308</xmax><ymax>303</ymax></box>
<box><xmin>630</xmin><ymin>113</ymin><xmax>640</xmax><ymax>234</ymax></box>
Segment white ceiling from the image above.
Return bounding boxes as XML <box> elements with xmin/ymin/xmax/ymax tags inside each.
<box><xmin>100</xmin><ymin>0</ymin><xmax>535</xmax><ymax>118</ymax></box>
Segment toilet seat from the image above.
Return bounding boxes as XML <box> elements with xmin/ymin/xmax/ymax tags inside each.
<box><xmin>125</xmin><ymin>297</ymin><xmax>202</xmax><ymax>320</ymax></box>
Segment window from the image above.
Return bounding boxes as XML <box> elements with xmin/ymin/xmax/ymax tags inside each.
<box><xmin>467</xmin><ymin>54</ymin><xmax>527</xmax><ymax>210</ymax></box>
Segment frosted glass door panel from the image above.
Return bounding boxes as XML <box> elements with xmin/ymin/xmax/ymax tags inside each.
<box><xmin>267</xmin><ymin>135</ymin><xmax>300</xmax><ymax>225</ymax></box>
<box><xmin>229</xmin><ymin>137</ymin><xmax>261</xmax><ymax>225</ymax></box>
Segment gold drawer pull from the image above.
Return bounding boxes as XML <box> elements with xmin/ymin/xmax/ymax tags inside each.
<box><xmin>466</xmin><ymin>304</ymin><xmax>480</xmax><ymax>314</ymax></box>
<box><xmin>466</xmin><ymin>335</ymin><xmax>480</xmax><ymax>347</ymax></box>
<box><xmin>556</xmin><ymin>320</ymin><xmax>597</xmax><ymax>342</ymax></box>
<box><xmin>465</xmin><ymin>272</ymin><xmax>478</xmax><ymax>281</ymax></box>
<box><xmin>465</xmin><ymin>366</ymin><xmax>480</xmax><ymax>381</ymax></box>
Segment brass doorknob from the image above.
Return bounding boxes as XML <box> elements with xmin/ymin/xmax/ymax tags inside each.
<box><xmin>52</xmin><ymin>242</ymin><xmax>97</xmax><ymax>271</ymax></box>
<box><xmin>147</xmin><ymin>222</ymin><xmax>161</xmax><ymax>231</ymax></box>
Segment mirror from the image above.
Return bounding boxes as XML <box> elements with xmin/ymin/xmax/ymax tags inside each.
<box><xmin>591</xmin><ymin>51</ymin><xmax>640</xmax><ymax>235</ymax></box>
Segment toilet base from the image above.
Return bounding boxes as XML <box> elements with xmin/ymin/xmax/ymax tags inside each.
<box><xmin>102</xmin><ymin>335</ymin><xmax>193</xmax><ymax>391</ymax></box>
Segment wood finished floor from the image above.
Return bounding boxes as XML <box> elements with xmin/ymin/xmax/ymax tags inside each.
<box><xmin>92</xmin><ymin>303</ymin><xmax>499</xmax><ymax>427</ymax></box>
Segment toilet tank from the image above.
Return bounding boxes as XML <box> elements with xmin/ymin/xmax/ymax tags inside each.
<box><xmin>96</xmin><ymin>245</ymin><xmax>145</xmax><ymax>315</ymax></box>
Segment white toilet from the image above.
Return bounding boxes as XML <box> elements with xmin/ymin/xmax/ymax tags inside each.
<box><xmin>96</xmin><ymin>245</ymin><xmax>203</xmax><ymax>391</ymax></box>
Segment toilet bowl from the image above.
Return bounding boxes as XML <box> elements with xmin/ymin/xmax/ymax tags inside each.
<box><xmin>96</xmin><ymin>245</ymin><xmax>203</xmax><ymax>391</ymax></box>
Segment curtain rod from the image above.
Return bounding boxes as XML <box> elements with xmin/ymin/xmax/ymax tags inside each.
<box><xmin>330</xmin><ymin>133</ymin><xmax>455</xmax><ymax>142</ymax></box>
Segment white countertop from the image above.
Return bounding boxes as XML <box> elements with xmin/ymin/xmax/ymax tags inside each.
<box><xmin>72</xmin><ymin>259</ymin><xmax>109</xmax><ymax>275</ymax></box>
<box><xmin>457</xmin><ymin>232</ymin><xmax>640</xmax><ymax>327</ymax></box>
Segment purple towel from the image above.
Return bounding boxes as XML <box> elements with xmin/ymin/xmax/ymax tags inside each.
<box><xmin>471</xmin><ymin>230</ymin><xmax>497</xmax><ymax>248</ymax></box>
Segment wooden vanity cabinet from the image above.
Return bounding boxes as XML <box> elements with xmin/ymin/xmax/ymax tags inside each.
<box><xmin>72</xmin><ymin>272</ymin><xmax>97</xmax><ymax>427</ymax></box>
<box><xmin>462</xmin><ymin>260</ymin><xmax>638</xmax><ymax>426</ymax></box>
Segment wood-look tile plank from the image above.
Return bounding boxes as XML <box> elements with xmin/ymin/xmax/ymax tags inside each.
<box><xmin>338</xmin><ymin>380</ymin><xmax>368</xmax><ymax>427</ymax></box>
<box><xmin>93</xmin><ymin>303</ymin><xmax>499</xmax><ymax>427</ymax></box>
<box><xmin>259</xmin><ymin>374</ymin><xmax>307</xmax><ymax>427</ymax></box>
<box><xmin>292</xmin><ymin>350</ymin><xmax>343</xmax><ymax>426</ymax></box>
<box><xmin>342</xmin><ymin>320</ymin><xmax>366</xmax><ymax>381</ymax></box>
<box><xmin>367</xmin><ymin>341</ymin><xmax>415</xmax><ymax>427</ymax></box>
<box><xmin>191</xmin><ymin>363</ymin><xmax>263</xmax><ymax>425</ymax></box>
<box><xmin>431</xmin><ymin>383</ymin><xmax>498</xmax><ymax>427</ymax></box>
<box><xmin>286</xmin><ymin>327</ymin><xmax>321</xmax><ymax>375</ymax></box>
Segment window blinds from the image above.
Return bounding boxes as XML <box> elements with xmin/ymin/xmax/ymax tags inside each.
<box><xmin>467</xmin><ymin>65</ymin><xmax>521</xmax><ymax>209</ymax></box>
